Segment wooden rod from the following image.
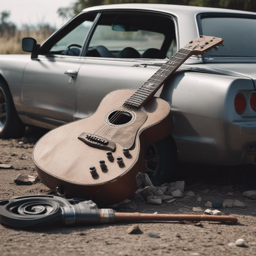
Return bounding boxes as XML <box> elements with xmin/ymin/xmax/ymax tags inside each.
<box><xmin>114</xmin><ymin>212</ymin><xmax>237</xmax><ymax>224</ymax></box>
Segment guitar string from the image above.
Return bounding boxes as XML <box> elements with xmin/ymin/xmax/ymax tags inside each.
<box><xmin>93</xmin><ymin>48</ymin><xmax>191</xmax><ymax>138</ymax></box>
<box><xmin>94</xmin><ymin>49</ymin><xmax>191</xmax><ymax>138</ymax></box>
<box><xmin>96</xmin><ymin>48</ymin><xmax>191</xmax><ymax>137</ymax></box>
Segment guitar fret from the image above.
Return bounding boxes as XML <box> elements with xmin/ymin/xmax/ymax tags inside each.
<box><xmin>124</xmin><ymin>47</ymin><xmax>192</xmax><ymax>108</ymax></box>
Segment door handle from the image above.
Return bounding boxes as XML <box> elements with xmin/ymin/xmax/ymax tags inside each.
<box><xmin>64</xmin><ymin>70</ymin><xmax>78</xmax><ymax>78</ymax></box>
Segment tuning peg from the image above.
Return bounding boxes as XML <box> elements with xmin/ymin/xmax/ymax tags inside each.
<box><xmin>214</xmin><ymin>46</ymin><xmax>219</xmax><ymax>51</ymax></box>
<box><xmin>221</xmin><ymin>42</ymin><xmax>224</xmax><ymax>47</ymax></box>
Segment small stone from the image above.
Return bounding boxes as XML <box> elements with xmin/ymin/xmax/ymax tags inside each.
<box><xmin>197</xmin><ymin>196</ymin><xmax>202</xmax><ymax>202</ymax></box>
<box><xmin>127</xmin><ymin>225</ymin><xmax>142</xmax><ymax>234</ymax></box>
<box><xmin>194</xmin><ymin>222</ymin><xmax>203</xmax><ymax>227</ymax></box>
<box><xmin>212</xmin><ymin>209</ymin><xmax>222</xmax><ymax>215</ymax></box>
<box><xmin>18</xmin><ymin>141</ymin><xmax>24</xmax><ymax>145</ymax></box>
<box><xmin>242</xmin><ymin>190</ymin><xmax>256</xmax><ymax>200</ymax></box>
<box><xmin>192</xmin><ymin>207</ymin><xmax>203</xmax><ymax>212</ymax></box>
<box><xmin>175</xmin><ymin>233</ymin><xmax>181</xmax><ymax>238</ymax></box>
<box><xmin>185</xmin><ymin>191</ymin><xmax>196</xmax><ymax>197</ymax></box>
<box><xmin>205</xmin><ymin>201</ymin><xmax>212</xmax><ymax>208</ymax></box>
<box><xmin>204</xmin><ymin>209</ymin><xmax>212</xmax><ymax>215</ymax></box>
<box><xmin>11</xmin><ymin>153</ymin><xmax>18</xmax><ymax>156</ymax></box>
<box><xmin>233</xmin><ymin>200</ymin><xmax>245</xmax><ymax>208</ymax></box>
<box><xmin>171</xmin><ymin>189</ymin><xmax>183</xmax><ymax>198</ymax></box>
<box><xmin>223</xmin><ymin>199</ymin><xmax>234</xmax><ymax>208</ymax></box>
<box><xmin>147</xmin><ymin>197</ymin><xmax>162</xmax><ymax>205</ymax></box>
<box><xmin>235</xmin><ymin>238</ymin><xmax>245</xmax><ymax>247</ymax></box>
<box><xmin>212</xmin><ymin>199</ymin><xmax>223</xmax><ymax>209</ymax></box>
<box><xmin>14</xmin><ymin>173</ymin><xmax>36</xmax><ymax>185</ymax></box>
<box><xmin>144</xmin><ymin>173</ymin><xmax>153</xmax><ymax>187</ymax></box>
<box><xmin>153</xmin><ymin>212</ymin><xmax>158</xmax><ymax>214</ymax></box>
<box><xmin>167</xmin><ymin>199</ymin><xmax>176</xmax><ymax>203</ymax></box>
<box><xmin>228</xmin><ymin>242</ymin><xmax>236</xmax><ymax>247</ymax></box>
<box><xmin>160</xmin><ymin>195</ymin><xmax>173</xmax><ymax>201</ymax></box>
<box><xmin>0</xmin><ymin>164</ymin><xmax>13</xmax><ymax>169</ymax></box>
<box><xmin>148</xmin><ymin>232</ymin><xmax>160</xmax><ymax>238</ymax></box>
<box><xmin>202</xmin><ymin>189</ymin><xmax>209</xmax><ymax>195</ymax></box>
<box><xmin>157</xmin><ymin>186</ymin><xmax>167</xmax><ymax>194</ymax></box>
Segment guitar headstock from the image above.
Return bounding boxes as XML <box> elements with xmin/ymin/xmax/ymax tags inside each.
<box><xmin>184</xmin><ymin>35</ymin><xmax>223</xmax><ymax>55</ymax></box>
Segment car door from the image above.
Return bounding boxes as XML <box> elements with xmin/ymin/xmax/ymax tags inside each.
<box><xmin>74</xmin><ymin>11</ymin><xmax>177</xmax><ymax>119</ymax></box>
<box><xmin>22</xmin><ymin>13</ymin><xmax>97</xmax><ymax>129</ymax></box>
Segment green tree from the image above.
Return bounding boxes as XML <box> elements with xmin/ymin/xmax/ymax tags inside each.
<box><xmin>0</xmin><ymin>11</ymin><xmax>16</xmax><ymax>35</ymax></box>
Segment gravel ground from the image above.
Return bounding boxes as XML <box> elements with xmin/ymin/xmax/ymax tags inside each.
<box><xmin>1</xmin><ymin>128</ymin><xmax>256</xmax><ymax>256</ymax></box>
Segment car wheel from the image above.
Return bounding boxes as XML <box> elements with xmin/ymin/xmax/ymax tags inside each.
<box><xmin>145</xmin><ymin>135</ymin><xmax>177</xmax><ymax>186</ymax></box>
<box><xmin>0</xmin><ymin>80</ymin><xmax>25</xmax><ymax>138</ymax></box>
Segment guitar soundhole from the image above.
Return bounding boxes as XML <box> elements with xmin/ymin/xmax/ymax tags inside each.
<box><xmin>108</xmin><ymin>111</ymin><xmax>132</xmax><ymax>125</ymax></box>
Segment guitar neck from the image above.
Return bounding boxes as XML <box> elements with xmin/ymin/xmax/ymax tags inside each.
<box><xmin>124</xmin><ymin>48</ymin><xmax>192</xmax><ymax>108</ymax></box>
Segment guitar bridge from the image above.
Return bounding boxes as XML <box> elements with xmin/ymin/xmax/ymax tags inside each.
<box><xmin>78</xmin><ymin>132</ymin><xmax>116</xmax><ymax>151</ymax></box>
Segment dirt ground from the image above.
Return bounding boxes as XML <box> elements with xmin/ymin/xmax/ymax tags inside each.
<box><xmin>1</xmin><ymin>128</ymin><xmax>256</xmax><ymax>256</ymax></box>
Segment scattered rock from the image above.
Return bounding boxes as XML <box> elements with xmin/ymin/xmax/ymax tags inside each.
<box><xmin>18</xmin><ymin>141</ymin><xmax>24</xmax><ymax>145</ymax></box>
<box><xmin>205</xmin><ymin>201</ymin><xmax>212</xmax><ymax>208</ymax></box>
<box><xmin>233</xmin><ymin>200</ymin><xmax>245</xmax><ymax>208</ymax></box>
<box><xmin>147</xmin><ymin>197</ymin><xmax>162</xmax><ymax>205</ymax></box>
<box><xmin>148</xmin><ymin>232</ymin><xmax>160</xmax><ymax>238</ymax></box>
<box><xmin>11</xmin><ymin>153</ymin><xmax>18</xmax><ymax>156</ymax></box>
<box><xmin>171</xmin><ymin>180</ymin><xmax>185</xmax><ymax>193</ymax></box>
<box><xmin>223</xmin><ymin>199</ymin><xmax>234</xmax><ymax>208</ymax></box>
<box><xmin>157</xmin><ymin>186</ymin><xmax>167</xmax><ymax>194</ymax></box>
<box><xmin>197</xmin><ymin>196</ymin><xmax>202</xmax><ymax>202</ymax></box>
<box><xmin>185</xmin><ymin>191</ymin><xmax>196</xmax><ymax>197</ymax></box>
<box><xmin>175</xmin><ymin>233</ymin><xmax>181</xmax><ymax>238</ymax></box>
<box><xmin>194</xmin><ymin>222</ymin><xmax>203</xmax><ymax>227</ymax></box>
<box><xmin>171</xmin><ymin>189</ymin><xmax>183</xmax><ymax>198</ymax></box>
<box><xmin>144</xmin><ymin>173</ymin><xmax>153</xmax><ymax>187</ymax></box>
<box><xmin>0</xmin><ymin>164</ymin><xmax>13</xmax><ymax>169</ymax></box>
<box><xmin>242</xmin><ymin>190</ymin><xmax>256</xmax><ymax>200</ymax></box>
<box><xmin>212</xmin><ymin>209</ymin><xmax>222</xmax><ymax>215</ymax></box>
<box><xmin>228</xmin><ymin>242</ymin><xmax>236</xmax><ymax>247</ymax></box>
<box><xmin>192</xmin><ymin>207</ymin><xmax>203</xmax><ymax>212</ymax></box>
<box><xmin>227</xmin><ymin>192</ymin><xmax>234</xmax><ymax>196</ymax></box>
<box><xmin>14</xmin><ymin>173</ymin><xmax>37</xmax><ymax>185</ymax></box>
<box><xmin>235</xmin><ymin>238</ymin><xmax>245</xmax><ymax>247</ymax></box>
<box><xmin>127</xmin><ymin>225</ymin><xmax>142</xmax><ymax>234</ymax></box>
<box><xmin>160</xmin><ymin>195</ymin><xmax>173</xmax><ymax>201</ymax></box>
<box><xmin>212</xmin><ymin>199</ymin><xmax>223</xmax><ymax>209</ymax></box>
<box><xmin>166</xmin><ymin>199</ymin><xmax>176</xmax><ymax>203</ymax></box>
<box><xmin>204</xmin><ymin>209</ymin><xmax>212</xmax><ymax>215</ymax></box>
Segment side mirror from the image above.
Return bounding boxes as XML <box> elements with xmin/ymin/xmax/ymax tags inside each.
<box><xmin>22</xmin><ymin>37</ymin><xmax>40</xmax><ymax>59</ymax></box>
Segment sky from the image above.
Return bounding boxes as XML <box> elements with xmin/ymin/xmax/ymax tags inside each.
<box><xmin>0</xmin><ymin>0</ymin><xmax>76</xmax><ymax>29</ymax></box>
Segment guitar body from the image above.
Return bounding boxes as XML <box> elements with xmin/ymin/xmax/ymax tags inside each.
<box><xmin>34</xmin><ymin>89</ymin><xmax>174</xmax><ymax>206</ymax></box>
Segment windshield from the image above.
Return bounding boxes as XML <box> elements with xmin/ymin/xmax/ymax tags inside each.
<box><xmin>200</xmin><ymin>16</ymin><xmax>256</xmax><ymax>58</ymax></box>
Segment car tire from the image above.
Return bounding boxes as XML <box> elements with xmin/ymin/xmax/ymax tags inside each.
<box><xmin>145</xmin><ymin>135</ymin><xmax>177</xmax><ymax>186</ymax></box>
<box><xmin>0</xmin><ymin>80</ymin><xmax>25</xmax><ymax>138</ymax></box>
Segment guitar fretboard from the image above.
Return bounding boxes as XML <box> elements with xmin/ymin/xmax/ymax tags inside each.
<box><xmin>124</xmin><ymin>48</ymin><xmax>192</xmax><ymax>108</ymax></box>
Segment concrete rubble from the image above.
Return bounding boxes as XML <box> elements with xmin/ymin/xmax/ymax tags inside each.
<box><xmin>136</xmin><ymin>175</ymin><xmax>185</xmax><ymax>205</ymax></box>
<box><xmin>204</xmin><ymin>209</ymin><xmax>223</xmax><ymax>215</ymax></box>
<box><xmin>242</xmin><ymin>190</ymin><xmax>256</xmax><ymax>200</ymax></box>
<box><xmin>14</xmin><ymin>173</ymin><xmax>38</xmax><ymax>185</ymax></box>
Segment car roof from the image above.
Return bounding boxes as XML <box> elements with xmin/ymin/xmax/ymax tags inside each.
<box><xmin>82</xmin><ymin>3</ymin><xmax>256</xmax><ymax>17</ymax></box>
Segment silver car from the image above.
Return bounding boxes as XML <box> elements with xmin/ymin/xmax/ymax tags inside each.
<box><xmin>1</xmin><ymin>4</ymin><xmax>256</xmax><ymax>184</ymax></box>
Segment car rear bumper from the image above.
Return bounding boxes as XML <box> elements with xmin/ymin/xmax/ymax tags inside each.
<box><xmin>174</xmin><ymin>119</ymin><xmax>256</xmax><ymax>166</ymax></box>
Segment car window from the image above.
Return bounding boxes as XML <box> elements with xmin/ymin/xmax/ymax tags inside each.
<box><xmin>41</xmin><ymin>13</ymin><xmax>97</xmax><ymax>56</ymax></box>
<box><xmin>50</xmin><ymin>20</ymin><xmax>93</xmax><ymax>54</ymax></box>
<box><xmin>200</xmin><ymin>16</ymin><xmax>256</xmax><ymax>58</ymax></box>
<box><xmin>86</xmin><ymin>13</ymin><xmax>176</xmax><ymax>59</ymax></box>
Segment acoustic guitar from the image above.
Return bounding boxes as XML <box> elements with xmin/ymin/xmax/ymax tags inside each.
<box><xmin>33</xmin><ymin>36</ymin><xmax>223</xmax><ymax>206</ymax></box>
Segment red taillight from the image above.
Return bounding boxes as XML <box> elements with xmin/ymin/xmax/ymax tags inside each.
<box><xmin>250</xmin><ymin>94</ymin><xmax>256</xmax><ymax>112</ymax></box>
<box><xmin>234</xmin><ymin>93</ymin><xmax>246</xmax><ymax>114</ymax></box>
